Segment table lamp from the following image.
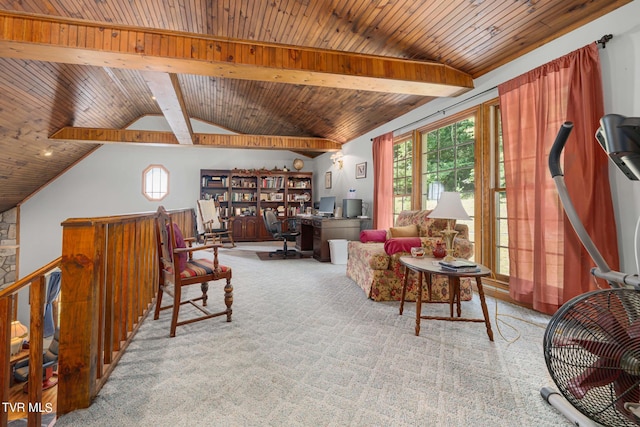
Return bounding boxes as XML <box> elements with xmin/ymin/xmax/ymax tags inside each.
<box><xmin>427</xmin><ymin>192</ymin><xmax>470</xmax><ymax>262</ymax></box>
<box><xmin>10</xmin><ymin>320</ymin><xmax>28</xmax><ymax>355</ymax></box>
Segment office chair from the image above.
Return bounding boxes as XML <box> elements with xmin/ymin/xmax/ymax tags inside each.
<box><xmin>262</xmin><ymin>210</ymin><xmax>300</xmax><ymax>258</ymax></box>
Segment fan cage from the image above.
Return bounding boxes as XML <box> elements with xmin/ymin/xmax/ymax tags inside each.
<box><xmin>544</xmin><ymin>288</ymin><xmax>640</xmax><ymax>426</ymax></box>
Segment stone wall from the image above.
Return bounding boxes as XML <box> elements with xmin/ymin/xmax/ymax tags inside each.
<box><xmin>0</xmin><ymin>207</ymin><xmax>17</xmax><ymax>289</ymax></box>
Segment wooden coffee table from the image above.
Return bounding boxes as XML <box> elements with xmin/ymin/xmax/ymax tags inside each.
<box><xmin>399</xmin><ymin>256</ymin><xmax>494</xmax><ymax>341</ymax></box>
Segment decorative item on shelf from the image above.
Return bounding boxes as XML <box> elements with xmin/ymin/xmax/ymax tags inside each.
<box><xmin>10</xmin><ymin>320</ymin><xmax>28</xmax><ymax>356</ymax></box>
<box><xmin>283</xmin><ymin>165</ymin><xmax>288</xmax><ymax>172</ymax></box>
<box><xmin>432</xmin><ymin>241</ymin><xmax>446</xmax><ymax>258</ymax></box>
<box><xmin>293</xmin><ymin>158</ymin><xmax>304</xmax><ymax>171</ymax></box>
<box><xmin>294</xmin><ymin>193</ymin><xmax>310</xmax><ymax>211</ymax></box>
<box><xmin>330</xmin><ymin>151</ymin><xmax>344</xmax><ymax>169</ymax></box>
<box><xmin>294</xmin><ymin>193</ymin><xmax>311</xmax><ymax>202</ymax></box>
<box><xmin>411</xmin><ymin>247</ymin><xmax>425</xmax><ymax>258</ymax></box>
<box><xmin>428</xmin><ymin>192</ymin><xmax>470</xmax><ymax>262</ymax></box>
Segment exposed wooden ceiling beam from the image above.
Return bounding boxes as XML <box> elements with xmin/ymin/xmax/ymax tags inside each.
<box><xmin>140</xmin><ymin>72</ymin><xmax>194</xmax><ymax>145</ymax></box>
<box><xmin>49</xmin><ymin>127</ymin><xmax>342</xmax><ymax>153</ymax></box>
<box><xmin>0</xmin><ymin>11</ymin><xmax>474</xmax><ymax>97</ymax></box>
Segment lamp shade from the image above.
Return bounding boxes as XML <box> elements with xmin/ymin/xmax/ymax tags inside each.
<box><xmin>11</xmin><ymin>320</ymin><xmax>28</xmax><ymax>339</ymax></box>
<box><xmin>428</xmin><ymin>192</ymin><xmax>470</xmax><ymax>220</ymax></box>
<box><xmin>10</xmin><ymin>320</ymin><xmax>28</xmax><ymax>355</ymax></box>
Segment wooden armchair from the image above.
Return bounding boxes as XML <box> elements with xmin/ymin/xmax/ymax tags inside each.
<box><xmin>154</xmin><ymin>206</ymin><xmax>233</xmax><ymax>337</ymax></box>
<box><xmin>197</xmin><ymin>198</ymin><xmax>236</xmax><ymax>248</ymax></box>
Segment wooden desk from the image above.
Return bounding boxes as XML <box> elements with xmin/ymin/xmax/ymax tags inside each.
<box><xmin>399</xmin><ymin>256</ymin><xmax>494</xmax><ymax>341</ymax></box>
<box><xmin>296</xmin><ymin>216</ymin><xmax>365</xmax><ymax>262</ymax></box>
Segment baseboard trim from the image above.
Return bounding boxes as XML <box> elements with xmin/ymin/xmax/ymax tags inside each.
<box><xmin>473</xmin><ymin>279</ymin><xmax>533</xmax><ymax>310</ymax></box>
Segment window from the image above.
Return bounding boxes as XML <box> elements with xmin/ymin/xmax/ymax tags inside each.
<box><xmin>489</xmin><ymin>104</ymin><xmax>509</xmax><ymax>279</ymax></box>
<box><xmin>393</xmin><ymin>136</ymin><xmax>413</xmax><ymax>223</ymax></box>
<box><xmin>391</xmin><ymin>100</ymin><xmax>509</xmax><ymax>291</ymax></box>
<box><xmin>143</xmin><ymin>165</ymin><xmax>169</xmax><ymax>201</ymax></box>
<box><xmin>420</xmin><ymin>113</ymin><xmax>476</xmax><ymax>248</ymax></box>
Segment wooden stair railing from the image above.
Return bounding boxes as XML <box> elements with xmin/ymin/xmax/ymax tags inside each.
<box><xmin>0</xmin><ymin>258</ymin><xmax>61</xmax><ymax>427</ymax></box>
<box><xmin>57</xmin><ymin>208</ymin><xmax>195</xmax><ymax>415</ymax></box>
<box><xmin>1</xmin><ymin>207</ymin><xmax>196</xmax><ymax>427</ymax></box>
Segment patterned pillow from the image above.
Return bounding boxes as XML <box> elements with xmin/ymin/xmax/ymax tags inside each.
<box><xmin>167</xmin><ymin>223</ymin><xmax>188</xmax><ymax>272</ymax></box>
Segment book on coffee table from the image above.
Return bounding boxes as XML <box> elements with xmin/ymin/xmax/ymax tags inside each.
<box><xmin>439</xmin><ymin>265</ymin><xmax>481</xmax><ymax>273</ymax></box>
<box><xmin>439</xmin><ymin>260</ymin><xmax>477</xmax><ymax>269</ymax></box>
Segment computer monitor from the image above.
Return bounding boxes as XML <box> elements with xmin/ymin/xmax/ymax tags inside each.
<box><xmin>318</xmin><ymin>196</ymin><xmax>336</xmax><ymax>216</ymax></box>
<box><xmin>342</xmin><ymin>198</ymin><xmax>362</xmax><ymax>218</ymax></box>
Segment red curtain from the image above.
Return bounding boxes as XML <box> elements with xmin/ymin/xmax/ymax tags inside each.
<box><xmin>372</xmin><ymin>132</ymin><xmax>394</xmax><ymax>229</ymax></box>
<box><xmin>498</xmin><ymin>43</ymin><xmax>619</xmax><ymax>314</ymax></box>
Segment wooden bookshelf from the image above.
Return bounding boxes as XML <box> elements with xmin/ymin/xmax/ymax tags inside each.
<box><xmin>200</xmin><ymin>169</ymin><xmax>312</xmax><ymax>242</ymax></box>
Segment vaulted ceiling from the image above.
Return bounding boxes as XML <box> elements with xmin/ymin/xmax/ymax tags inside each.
<box><xmin>0</xmin><ymin>0</ymin><xmax>631</xmax><ymax>213</ymax></box>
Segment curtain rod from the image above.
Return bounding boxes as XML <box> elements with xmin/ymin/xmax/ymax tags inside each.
<box><xmin>596</xmin><ymin>34</ymin><xmax>613</xmax><ymax>48</ymax></box>
<box><xmin>371</xmin><ymin>33</ymin><xmax>614</xmax><ymax>141</ymax></box>
<box><xmin>371</xmin><ymin>85</ymin><xmax>498</xmax><ymax>140</ymax></box>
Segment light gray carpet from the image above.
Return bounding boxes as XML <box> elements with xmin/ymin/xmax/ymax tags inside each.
<box><xmin>55</xmin><ymin>242</ymin><xmax>572</xmax><ymax>426</ymax></box>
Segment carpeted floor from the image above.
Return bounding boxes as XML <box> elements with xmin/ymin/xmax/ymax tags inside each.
<box><xmin>54</xmin><ymin>242</ymin><xmax>572</xmax><ymax>426</ymax></box>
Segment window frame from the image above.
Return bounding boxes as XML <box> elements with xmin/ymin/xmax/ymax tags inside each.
<box><xmin>388</xmin><ymin>99</ymin><xmax>510</xmax><ymax>292</ymax></box>
<box><xmin>482</xmin><ymin>99</ymin><xmax>510</xmax><ymax>286</ymax></box>
<box><xmin>417</xmin><ymin>108</ymin><xmax>480</xmax><ymax>255</ymax></box>
<box><xmin>142</xmin><ymin>164</ymin><xmax>169</xmax><ymax>201</ymax></box>
<box><xmin>392</xmin><ymin>133</ymin><xmax>418</xmax><ymax>223</ymax></box>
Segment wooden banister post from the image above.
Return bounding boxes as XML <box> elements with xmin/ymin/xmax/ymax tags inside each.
<box><xmin>57</xmin><ymin>219</ymin><xmax>104</xmax><ymax>415</ymax></box>
<box><xmin>0</xmin><ymin>296</ymin><xmax>10</xmax><ymax>427</ymax></box>
<box><xmin>27</xmin><ymin>275</ymin><xmax>45</xmax><ymax>427</ymax></box>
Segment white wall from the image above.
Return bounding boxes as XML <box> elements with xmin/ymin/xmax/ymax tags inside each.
<box><xmin>17</xmin><ymin>1</ymin><xmax>640</xmax><ymax>321</ymax></box>
<box><xmin>17</xmin><ymin>118</ymin><xmax>314</xmax><ymax>323</ymax></box>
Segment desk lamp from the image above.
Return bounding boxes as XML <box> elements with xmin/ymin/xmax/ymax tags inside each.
<box><xmin>427</xmin><ymin>192</ymin><xmax>470</xmax><ymax>262</ymax></box>
<box><xmin>10</xmin><ymin>320</ymin><xmax>28</xmax><ymax>355</ymax></box>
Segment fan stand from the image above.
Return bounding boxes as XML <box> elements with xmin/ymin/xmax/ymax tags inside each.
<box><xmin>541</xmin><ymin>387</ymin><xmax>599</xmax><ymax>427</ymax></box>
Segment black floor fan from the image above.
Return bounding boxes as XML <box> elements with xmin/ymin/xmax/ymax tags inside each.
<box><xmin>543</xmin><ymin>115</ymin><xmax>640</xmax><ymax>426</ymax></box>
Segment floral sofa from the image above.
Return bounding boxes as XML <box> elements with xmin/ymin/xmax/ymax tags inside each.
<box><xmin>346</xmin><ymin>210</ymin><xmax>474</xmax><ymax>302</ymax></box>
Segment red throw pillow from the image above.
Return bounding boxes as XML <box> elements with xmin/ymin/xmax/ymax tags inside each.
<box><xmin>384</xmin><ymin>237</ymin><xmax>422</xmax><ymax>255</ymax></box>
<box><xmin>167</xmin><ymin>223</ymin><xmax>188</xmax><ymax>272</ymax></box>
<box><xmin>360</xmin><ymin>229</ymin><xmax>388</xmax><ymax>243</ymax></box>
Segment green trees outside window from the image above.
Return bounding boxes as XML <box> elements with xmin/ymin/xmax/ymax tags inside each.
<box><xmin>393</xmin><ymin>137</ymin><xmax>413</xmax><ymax>224</ymax></box>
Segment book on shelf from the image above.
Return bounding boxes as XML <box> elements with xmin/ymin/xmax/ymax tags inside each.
<box><xmin>438</xmin><ymin>260</ymin><xmax>477</xmax><ymax>269</ymax></box>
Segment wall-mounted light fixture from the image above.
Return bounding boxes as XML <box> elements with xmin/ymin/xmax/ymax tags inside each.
<box><xmin>330</xmin><ymin>151</ymin><xmax>344</xmax><ymax>169</ymax></box>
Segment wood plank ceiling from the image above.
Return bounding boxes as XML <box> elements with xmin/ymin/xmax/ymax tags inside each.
<box><xmin>0</xmin><ymin>0</ymin><xmax>631</xmax><ymax>213</ymax></box>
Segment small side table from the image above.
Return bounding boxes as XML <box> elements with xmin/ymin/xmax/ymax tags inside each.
<box><xmin>399</xmin><ymin>256</ymin><xmax>494</xmax><ymax>341</ymax></box>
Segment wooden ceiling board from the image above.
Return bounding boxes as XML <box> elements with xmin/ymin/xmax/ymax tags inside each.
<box><xmin>0</xmin><ymin>0</ymin><xmax>632</xmax><ymax>213</ymax></box>
<box><xmin>427</xmin><ymin>2</ymin><xmax>510</xmax><ymax>62</ymax></box>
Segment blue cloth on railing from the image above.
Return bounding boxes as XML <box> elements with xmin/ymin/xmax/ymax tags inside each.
<box><xmin>44</xmin><ymin>271</ymin><xmax>61</xmax><ymax>338</ymax></box>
